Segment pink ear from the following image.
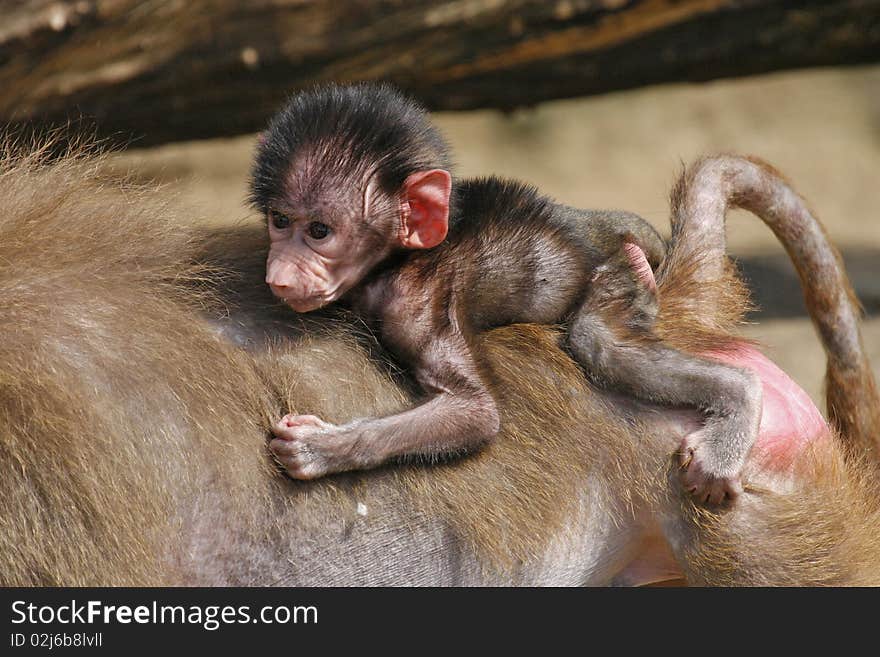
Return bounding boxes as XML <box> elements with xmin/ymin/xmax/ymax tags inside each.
<box><xmin>400</xmin><ymin>169</ymin><xmax>451</xmax><ymax>250</ymax></box>
<box><xmin>623</xmin><ymin>240</ymin><xmax>657</xmax><ymax>293</ymax></box>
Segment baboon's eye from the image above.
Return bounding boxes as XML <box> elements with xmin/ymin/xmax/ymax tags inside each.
<box><xmin>271</xmin><ymin>212</ymin><xmax>291</xmax><ymax>229</ymax></box>
<box><xmin>307</xmin><ymin>222</ymin><xmax>331</xmax><ymax>240</ymax></box>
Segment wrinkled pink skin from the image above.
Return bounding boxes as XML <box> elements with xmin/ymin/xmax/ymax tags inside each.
<box><xmin>266</xmin><ymin>170</ymin><xmax>449</xmax><ymax>313</ymax></box>
<box><xmin>265</xmin><ymin>215</ymin><xmax>391</xmax><ymax>312</ymax></box>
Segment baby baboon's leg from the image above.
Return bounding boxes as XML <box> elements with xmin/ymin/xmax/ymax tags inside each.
<box><xmin>567</xmin><ymin>256</ymin><xmax>761</xmax><ymax>505</ymax></box>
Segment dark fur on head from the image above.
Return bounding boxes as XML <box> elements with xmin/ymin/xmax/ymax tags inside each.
<box><xmin>249</xmin><ymin>82</ymin><xmax>451</xmax><ymax>213</ymax></box>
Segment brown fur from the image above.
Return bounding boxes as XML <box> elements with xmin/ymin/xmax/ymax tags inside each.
<box><xmin>678</xmin><ymin>449</ymin><xmax>880</xmax><ymax>585</ymax></box>
<box><xmin>1</xmin><ymin>142</ymin><xmax>879</xmax><ymax>585</ymax></box>
<box><xmin>662</xmin><ymin>154</ymin><xmax>880</xmax><ymax>458</ymax></box>
<box><xmin>653</xmin><ymin>154</ymin><xmax>880</xmax><ymax>584</ymax></box>
<box><xmin>0</xmin><ymin>142</ymin><xmax>278</xmax><ymax>584</ymax></box>
<box><xmin>0</xmin><ymin>142</ymin><xmax>624</xmax><ymax>581</ymax></box>
<box><xmin>204</xmin><ymin>232</ymin><xmax>622</xmax><ymax>570</ymax></box>
<box><xmin>657</xmin><ymin>163</ymin><xmax>754</xmax><ymax>348</ymax></box>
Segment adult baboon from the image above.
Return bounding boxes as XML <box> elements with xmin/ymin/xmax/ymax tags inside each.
<box><xmin>0</xmin><ymin>143</ymin><xmax>877</xmax><ymax>586</ymax></box>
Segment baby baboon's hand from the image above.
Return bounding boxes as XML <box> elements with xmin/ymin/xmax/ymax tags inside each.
<box><xmin>270</xmin><ymin>414</ymin><xmax>348</xmax><ymax>480</ymax></box>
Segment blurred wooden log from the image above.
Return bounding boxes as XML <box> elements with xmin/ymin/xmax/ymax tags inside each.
<box><xmin>2</xmin><ymin>0</ymin><xmax>879</xmax><ymax>146</ymax></box>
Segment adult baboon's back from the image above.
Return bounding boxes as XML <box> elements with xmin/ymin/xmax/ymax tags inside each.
<box><xmin>1</xmin><ymin>144</ymin><xmax>878</xmax><ymax>586</ymax></box>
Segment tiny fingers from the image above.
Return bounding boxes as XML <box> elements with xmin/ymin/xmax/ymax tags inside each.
<box><xmin>280</xmin><ymin>413</ymin><xmax>325</xmax><ymax>427</ymax></box>
<box><xmin>685</xmin><ymin>478</ymin><xmax>742</xmax><ymax>507</ymax></box>
<box><xmin>269</xmin><ymin>438</ymin><xmax>323</xmax><ymax>480</ymax></box>
<box><xmin>272</xmin><ymin>414</ymin><xmax>333</xmax><ymax>438</ymax></box>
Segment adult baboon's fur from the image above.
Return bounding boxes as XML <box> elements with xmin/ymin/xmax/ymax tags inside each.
<box><xmin>0</xmin><ymin>142</ymin><xmax>878</xmax><ymax>586</ymax></box>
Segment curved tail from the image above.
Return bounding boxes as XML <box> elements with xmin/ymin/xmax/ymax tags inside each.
<box><xmin>658</xmin><ymin>154</ymin><xmax>880</xmax><ymax>459</ymax></box>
